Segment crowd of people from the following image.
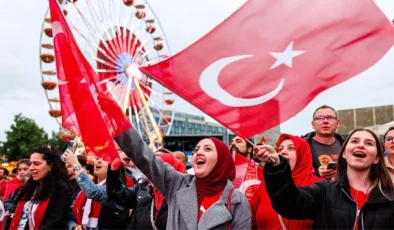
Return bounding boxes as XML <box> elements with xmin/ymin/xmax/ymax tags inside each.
<box><xmin>0</xmin><ymin>96</ymin><xmax>394</xmax><ymax>229</ymax></box>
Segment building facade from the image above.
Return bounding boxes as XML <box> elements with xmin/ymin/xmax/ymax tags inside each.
<box><xmin>337</xmin><ymin>104</ymin><xmax>394</xmax><ymax>135</ymax></box>
<box><xmin>154</xmin><ymin>110</ymin><xmax>280</xmax><ymax>146</ymax></box>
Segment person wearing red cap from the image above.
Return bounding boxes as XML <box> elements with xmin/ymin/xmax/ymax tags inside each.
<box><xmin>97</xmin><ymin>92</ymin><xmax>251</xmax><ymax>230</ymax></box>
<box><xmin>251</xmin><ymin>134</ymin><xmax>322</xmax><ymax>229</ymax></box>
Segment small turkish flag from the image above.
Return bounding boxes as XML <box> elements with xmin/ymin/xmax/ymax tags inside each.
<box><xmin>140</xmin><ymin>0</ymin><xmax>394</xmax><ymax>137</ymax></box>
<box><xmin>232</xmin><ymin>153</ymin><xmax>263</xmax><ymax>202</ymax></box>
<box><xmin>259</xmin><ymin>137</ymin><xmax>266</xmax><ymax>145</ymax></box>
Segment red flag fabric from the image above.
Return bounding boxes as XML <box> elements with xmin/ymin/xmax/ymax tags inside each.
<box><xmin>232</xmin><ymin>152</ymin><xmax>250</xmax><ymax>188</ymax></box>
<box><xmin>232</xmin><ymin>153</ymin><xmax>263</xmax><ymax>202</ymax></box>
<box><xmin>49</xmin><ymin>0</ymin><xmax>119</xmax><ymax>161</ymax></box>
<box><xmin>140</xmin><ymin>0</ymin><xmax>394</xmax><ymax>137</ymax></box>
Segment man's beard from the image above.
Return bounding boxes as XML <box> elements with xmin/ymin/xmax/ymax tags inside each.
<box><xmin>230</xmin><ymin>146</ymin><xmax>249</xmax><ymax>157</ymax></box>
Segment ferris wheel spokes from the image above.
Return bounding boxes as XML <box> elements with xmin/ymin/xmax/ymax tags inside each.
<box><xmin>40</xmin><ymin>0</ymin><xmax>175</xmax><ymax>143</ymax></box>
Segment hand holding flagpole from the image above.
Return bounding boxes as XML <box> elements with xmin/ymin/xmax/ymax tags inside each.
<box><xmin>243</xmin><ymin>138</ymin><xmax>276</xmax><ymax>164</ymax></box>
<box><xmin>252</xmin><ymin>143</ymin><xmax>280</xmax><ymax>166</ymax></box>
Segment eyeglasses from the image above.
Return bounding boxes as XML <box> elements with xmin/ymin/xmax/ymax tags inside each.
<box><xmin>385</xmin><ymin>137</ymin><xmax>394</xmax><ymax>143</ymax></box>
<box><xmin>122</xmin><ymin>158</ymin><xmax>131</xmax><ymax>164</ymax></box>
<box><xmin>314</xmin><ymin>116</ymin><xmax>337</xmax><ymax>121</ymax></box>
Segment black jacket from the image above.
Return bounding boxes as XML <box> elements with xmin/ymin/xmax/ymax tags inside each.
<box><xmin>40</xmin><ymin>181</ymin><xmax>72</xmax><ymax>229</ymax></box>
<box><xmin>2</xmin><ymin>188</ymin><xmax>20</xmax><ymax>230</ymax></box>
<box><xmin>107</xmin><ymin>168</ymin><xmax>167</xmax><ymax>230</ymax></box>
<box><xmin>98</xmin><ymin>203</ymin><xmax>130</xmax><ymax>229</ymax></box>
<box><xmin>8</xmin><ymin>182</ymin><xmax>71</xmax><ymax>229</ymax></box>
<box><xmin>68</xmin><ymin>184</ymin><xmax>130</xmax><ymax>229</ymax></box>
<box><xmin>70</xmin><ymin>178</ymin><xmax>81</xmax><ymax>201</ymax></box>
<box><xmin>302</xmin><ymin>131</ymin><xmax>345</xmax><ymax>176</ymax></box>
<box><xmin>264</xmin><ymin>156</ymin><xmax>394</xmax><ymax>229</ymax></box>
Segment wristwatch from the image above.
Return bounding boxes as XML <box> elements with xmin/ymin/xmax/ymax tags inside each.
<box><xmin>73</xmin><ymin>164</ymin><xmax>82</xmax><ymax>172</ymax></box>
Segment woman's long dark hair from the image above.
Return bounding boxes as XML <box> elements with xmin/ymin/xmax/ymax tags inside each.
<box><xmin>336</xmin><ymin>128</ymin><xmax>394</xmax><ymax>198</ymax></box>
<box><xmin>16</xmin><ymin>145</ymin><xmax>69</xmax><ymax>202</ymax></box>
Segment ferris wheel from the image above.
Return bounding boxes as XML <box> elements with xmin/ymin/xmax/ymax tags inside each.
<box><xmin>39</xmin><ymin>0</ymin><xmax>175</xmax><ymax>143</ymax></box>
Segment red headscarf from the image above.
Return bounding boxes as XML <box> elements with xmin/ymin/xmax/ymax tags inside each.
<box><xmin>196</xmin><ymin>137</ymin><xmax>236</xmax><ymax>205</ymax></box>
<box><xmin>251</xmin><ymin>134</ymin><xmax>322</xmax><ymax>230</ymax></box>
<box><xmin>155</xmin><ymin>153</ymin><xmax>186</xmax><ymax>213</ymax></box>
<box><xmin>276</xmin><ymin>134</ymin><xmax>322</xmax><ymax>186</ymax></box>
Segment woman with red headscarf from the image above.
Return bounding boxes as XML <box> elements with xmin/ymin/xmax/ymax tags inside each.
<box><xmin>251</xmin><ymin>134</ymin><xmax>322</xmax><ymax>230</ymax></box>
<box><xmin>97</xmin><ymin>93</ymin><xmax>251</xmax><ymax>229</ymax></box>
<box><xmin>107</xmin><ymin>151</ymin><xmax>186</xmax><ymax>230</ymax></box>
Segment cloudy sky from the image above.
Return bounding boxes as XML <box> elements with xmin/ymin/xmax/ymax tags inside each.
<box><xmin>0</xmin><ymin>0</ymin><xmax>393</xmax><ymax>141</ymax></box>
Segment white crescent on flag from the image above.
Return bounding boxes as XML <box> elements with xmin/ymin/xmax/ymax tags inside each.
<box><xmin>51</xmin><ymin>21</ymin><xmax>64</xmax><ymax>37</ymax></box>
<box><xmin>148</xmin><ymin>0</ymin><xmax>394</xmax><ymax>135</ymax></box>
<box><xmin>239</xmin><ymin>179</ymin><xmax>261</xmax><ymax>194</ymax></box>
<box><xmin>199</xmin><ymin>55</ymin><xmax>284</xmax><ymax>107</ymax></box>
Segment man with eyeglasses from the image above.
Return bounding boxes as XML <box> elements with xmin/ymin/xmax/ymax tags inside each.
<box><xmin>302</xmin><ymin>105</ymin><xmax>345</xmax><ymax>180</ymax></box>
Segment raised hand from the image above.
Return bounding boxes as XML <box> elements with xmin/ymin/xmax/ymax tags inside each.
<box><xmin>97</xmin><ymin>91</ymin><xmax>132</xmax><ymax>137</ymax></box>
<box><xmin>110</xmin><ymin>158</ymin><xmax>122</xmax><ymax>171</ymax></box>
<box><xmin>319</xmin><ymin>166</ymin><xmax>337</xmax><ymax>180</ymax></box>
<box><xmin>63</xmin><ymin>149</ymin><xmax>80</xmax><ymax>167</ymax></box>
<box><xmin>253</xmin><ymin>144</ymin><xmax>280</xmax><ymax>166</ymax></box>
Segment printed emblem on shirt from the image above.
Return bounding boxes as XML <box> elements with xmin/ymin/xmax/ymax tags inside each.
<box><xmin>318</xmin><ymin>154</ymin><xmax>338</xmax><ymax>167</ymax></box>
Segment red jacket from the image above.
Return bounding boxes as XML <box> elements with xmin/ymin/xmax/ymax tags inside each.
<box><xmin>0</xmin><ymin>180</ymin><xmax>8</xmax><ymax>197</ymax></box>
<box><xmin>3</xmin><ymin>177</ymin><xmax>22</xmax><ymax>201</ymax></box>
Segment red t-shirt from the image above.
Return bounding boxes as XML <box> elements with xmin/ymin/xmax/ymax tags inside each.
<box><xmin>349</xmin><ymin>185</ymin><xmax>369</xmax><ymax>230</ymax></box>
<box><xmin>198</xmin><ymin>191</ymin><xmax>224</xmax><ymax>221</ymax></box>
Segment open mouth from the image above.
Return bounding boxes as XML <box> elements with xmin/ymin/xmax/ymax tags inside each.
<box><xmin>196</xmin><ymin>158</ymin><xmax>206</xmax><ymax>166</ymax></box>
<box><xmin>353</xmin><ymin>151</ymin><xmax>366</xmax><ymax>158</ymax></box>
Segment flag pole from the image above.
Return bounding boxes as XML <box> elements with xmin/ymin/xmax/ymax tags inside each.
<box><xmin>132</xmin><ymin>77</ymin><xmax>163</xmax><ymax>144</ymax></box>
<box><xmin>244</xmin><ymin>137</ymin><xmax>275</xmax><ymax>163</ymax></box>
<box><xmin>122</xmin><ymin>76</ymin><xmax>133</xmax><ymax>114</ymax></box>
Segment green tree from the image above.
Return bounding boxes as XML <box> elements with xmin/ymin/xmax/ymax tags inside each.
<box><xmin>0</xmin><ymin>114</ymin><xmax>49</xmax><ymax>160</ymax></box>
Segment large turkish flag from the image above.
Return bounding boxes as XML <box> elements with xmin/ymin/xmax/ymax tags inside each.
<box><xmin>140</xmin><ymin>0</ymin><xmax>394</xmax><ymax>137</ymax></box>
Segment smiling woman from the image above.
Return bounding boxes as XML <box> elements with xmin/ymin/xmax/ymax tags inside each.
<box><xmin>98</xmin><ymin>89</ymin><xmax>251</xmax><ymax>230</ymax></box>
<box><xmin>257</xmin><ymin>128</ymin><xmax>394</xmax><ymax>229</ymax></box>
<box><xmin>115</xmin><ymin>130</ymin><xmax>251</xmax><ymax>229</ymax></box>
<box><xmin>9</xmin><ymin>146</ymin><xmax>71</xmax><ymax>229</ymax></box>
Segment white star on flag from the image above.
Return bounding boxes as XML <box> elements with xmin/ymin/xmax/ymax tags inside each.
<box><xmin>269</xmin><ymin>42</ymin><xmax>305</xmax><ymax>69</ymax></box>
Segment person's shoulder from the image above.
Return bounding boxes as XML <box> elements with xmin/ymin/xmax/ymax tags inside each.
<box><xmin>233</xmin><ymin>188</ymin><xmax>247</xmax><ymax>202</ymax></box>
<box><xmin>334</xmin><ymin>133</ymin><xmax>346</xmax><ymax>143</ymax></box>
<box><xmin>230</xmin><ymin>189</ymin><xmax>251</xmax><ymax>215</ymax></box>
<box><xmin>55</xmin><ymin>180</ymin><xmax>71</xmax><ymax>194</ymax></box>
<box><xmin>301</xmin><ymin>131</ymin><xmax>315</xmax><ymax>142</ymax></box>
